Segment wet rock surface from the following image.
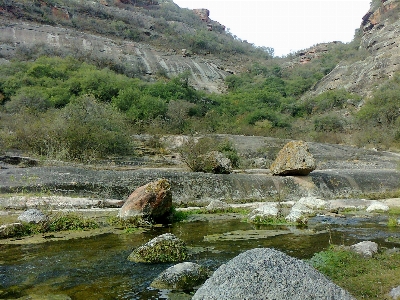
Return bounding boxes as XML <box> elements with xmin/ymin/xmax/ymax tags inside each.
<box><xmin>150</xmin><ymin>262</ymin><xmax>209</xmax><ymax>291</ymax></box>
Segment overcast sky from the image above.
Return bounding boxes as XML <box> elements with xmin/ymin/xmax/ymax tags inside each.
<box><xmin>172</xmin><ymin>0</ymin><xmax>371</xmax><ymax>57</ymax></box>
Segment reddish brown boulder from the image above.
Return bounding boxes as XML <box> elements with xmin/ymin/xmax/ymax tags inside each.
<box><xmin>119</xmin><ymin>179</ymin><xmax>172</xmax><ymax>222</ymax></box>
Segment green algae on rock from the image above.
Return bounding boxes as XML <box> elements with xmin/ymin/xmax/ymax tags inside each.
<box><xmin>128</xmin><ymin>233</ymin><xmax>188</xmax><ymax>263</ymax></box>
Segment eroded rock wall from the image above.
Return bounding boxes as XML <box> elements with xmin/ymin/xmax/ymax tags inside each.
<box><xmin>312</xmin><ymin>0</ymin><xmax>400</xmax><ymax>96</ymax></box>
<box><xmin>0</xmin><ymin>20</ymin><xmax>228</xmax><ymax>93</ymax></box>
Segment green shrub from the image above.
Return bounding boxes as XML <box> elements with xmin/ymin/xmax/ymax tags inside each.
<box><xmin>309</xmin><ymin>246</ymin><xmax>400</xmax><ymax>299</ymax></box>
<box><xmin>3</xmin><ymin>95</ymin><xmax>133</xmax><ymax>161</ymax></box>
<box><xmin>217</xmin><ymin>139</ymin><xmax>240</xmax><ymax>168</ymax></box>
<box><xmin>178</xmin><ymin>136</ymin><xmax>237</xmax><ymax>172</ymax></box>
<box><xmin>313</xmin><ymin>114</ymin><xmax>345</xmax><ymax>132</ymax></box>
<box><xmin>303</xmin><ymin>89</ymin><xmax>360</xmax><ymax>115</ymax></box>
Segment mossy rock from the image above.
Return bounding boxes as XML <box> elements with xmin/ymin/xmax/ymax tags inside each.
<box><xmin>150</xmin><ymin>262</ymin><xmax>209</xmax><ymax>291</ymax></box>
<box><xmin>128</xmin><ymin>233</ymin><xmax>188</xmax><ymax>263</ymax></box>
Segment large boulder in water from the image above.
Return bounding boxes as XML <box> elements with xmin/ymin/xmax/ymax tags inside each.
<box><xmin>128</xmin><ymin>233</ymin><xmax>188</xmax><ymax>263</ymax></box>
<box><xmin>192</xmin><ymin>248</ymin><xmax>355</xmax><ymax>300</ymax></box>
<box><xmin>270</xmin><ymin>140</ymin><xmax>316</xmax><ymax>176</ymax></box>
<box><xmin>150</xmin><ymin>262</ymin><xmax>209</xmax><ymax>291</ymax></box>
<box><xmin>119</xmin><ymin>179</ymin><xmax>172</xmax><ymax>222</ymax></box>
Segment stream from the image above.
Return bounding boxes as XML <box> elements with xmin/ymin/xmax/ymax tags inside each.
<box><xmin>1</xmin><ymin>214</ymin><xmax>399</xmax><ymax>299</ymax></box>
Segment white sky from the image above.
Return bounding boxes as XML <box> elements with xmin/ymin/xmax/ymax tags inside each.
<box><xmin>172</xmin><ymin>0</ymin><xmax>371</xmax><ymax>57</ymax></box>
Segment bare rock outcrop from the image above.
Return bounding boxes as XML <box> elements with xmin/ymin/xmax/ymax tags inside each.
<box><xmin>119</xmin><ymin>178</ymin><xmax>172</xmax><ymax>222</ymax></box>
<box><xmin>270</xmin><ymin>141</ymin><xmax>316</xmax><ymax>176</ymax></box>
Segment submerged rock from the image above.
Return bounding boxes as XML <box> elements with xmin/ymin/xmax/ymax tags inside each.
<box><xmin>128</xmin><ymin>233</ymin><xmax>188</xmax><ymax>263</ymax></box>
<box><xmin>119</xmin><ymin>179</ymin><xmax>172</xmax><ymax>222</ymax></box>
<box><xmin>150</xmin><ymin>262</ymin><xmax>208</xmax><ymax>291</ymax></box>
<box><xmin>270</xmin><ymin>140</ymin><xmax>316</xmax><ymax>176</ymax></box>
<box><xmin>193</xmin><ymin>248</ymin><xmax>355</xmax><ymax>300</ymax></box>
<box><xmin>18</xmin><ymin>209</ymin><xmax>48</xmax><ymax>224</ymax></box>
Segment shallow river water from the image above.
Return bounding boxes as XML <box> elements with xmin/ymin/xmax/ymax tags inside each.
<box><xmin>1</xmin><ymin>214</ymin><xmax>399</xmax><ymax>300</ymax></box>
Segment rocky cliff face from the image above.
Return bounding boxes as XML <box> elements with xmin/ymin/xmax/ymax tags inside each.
<box><xmin>312</xmin><ymin>0</ymin><xmax>400</xmax><ymax>96</ymax></box>
<box><xmin>0</xmin><ymin>0</ymin><xmax>232</xmax><ymax>93</ymax></box>
<box><xmin>0</xmin><ymin>19</ymin><xmax>228</xmax><ymax>93</ymax></box>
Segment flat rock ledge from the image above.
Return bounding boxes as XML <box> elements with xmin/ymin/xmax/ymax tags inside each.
<box><xmin>193</xmin><ymin>248</ymin><xmax>355</xmax><ymax>300</ymax></box>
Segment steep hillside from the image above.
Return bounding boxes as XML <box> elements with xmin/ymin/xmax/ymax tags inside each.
<box><xmin>0</xmin><ymin>0</ymin><xmax>399</xmax><ymax>158</ymax></box>
<box><xmin>312</xmin><ymin>0</ymin><xmax>400</xmax><ymax>96</ymax></box>
<box><xmin>0</xmin><ymin>0</ymin><xmax>272</xmax><ymax>92</ymax></box>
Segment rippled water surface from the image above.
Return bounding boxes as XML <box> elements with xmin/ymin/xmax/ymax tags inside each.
<box><xmin>1</xmin><ymin>215</ymin><xmax>399</xmax><ymax>299</ymax></box>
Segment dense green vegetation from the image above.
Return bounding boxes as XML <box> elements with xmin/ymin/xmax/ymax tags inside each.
<box><xmin>14</xmin><ymin>212</ymin><xmax>99</xmax><ymax>237</ymax></box>
<box><xmin>310</xmin><ymin>246</ymin><xmax>400</xmax><ymax>299</ymax></box>
<box><xmin>1</xmin><ymin>51</ymin><xmax>399</xmax><ymax>160</ymax></box>
<box><xmin>0</xmin><ymin>0</ymin><xmax>399</xmax><ymax>160</ymax></box>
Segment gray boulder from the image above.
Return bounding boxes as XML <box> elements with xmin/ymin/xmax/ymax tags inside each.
<box><xmin>192</xmin><ymin>248</ymin><xmax>355</xmax><ymax>300</ymax></box>
<box><xmin>349</xmin><ymin>241</ymin><xmax>378</xmax><ymax>258</ymax></box>
<box><xmin>150</xmin><ymin>262</ymin><xmax>209</xmax><ymax>291</ymax></box>
<box><xmin>206</xmin><ymin>200</ymin><xmax>230</xmax><ymax>211</ymax></box>
<box><xmin>285</xmin><ymin>210</ymin><xmax>309</xmax><ymax>224</ymax></box>
<box><xmin>270</xmin><ymin>140</ymin><xmax>316</xmax><ymax>176</ymax></box>
<box><xmin>366</xmin><ymin>201</ymin><xmax>389</xmax><ymax>212</ymax></box>
<box><xmin>18</xmin><ymin>209</ymin><xmax>48</xmax><ymax>224</ymax></box>
<box><xmin>128</xmin><ymin>233</ymin><xmax>188</xmax><ymax>263</ymax></box>
<box><xmin>297</xmin><ymin>196</ymin><xmax>327</xmax><ymax>210</ymax></box>
<box><xmin>119</xmin><ymin>179</ymin><xmax>172</xmax><ymax>222</ymax></box>
<box><xmin>248</xmin><ymin>203</ymin><xmax>279</xmax><ymax>222</ymax></box>
<box><xmin>389</xmin><ymin>286</ymin><xmax>400</xmax><ymax>299</ymax></box>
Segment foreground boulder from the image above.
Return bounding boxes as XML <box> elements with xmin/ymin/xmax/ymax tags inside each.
<box><xmin>270</xmin><ymin>140</ymin><xmax>316</xmax><ymax>176</ymax></box>
<box><xmin>119</xmin><ymin>179</ymin><xmax>172</xmax><ymax>222</ymax></box>
<box><xmin>193</xmin><ymin>248</ymin><xmax>355</xmax><ymax>300</ymax></box>
<box><xmin>128</xmin><ymin>233</ymin><xmax>188</xmax><ymax>263</ymax></box>
<box><xmin>18</xmin><ymin>209</ymin><xmax>48</xmax><ymax>224</ymax></box>
<box><xmin>150</xmin><ymin>262</ymin><xmax>208</xmax><ymax>291</ymax></box>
